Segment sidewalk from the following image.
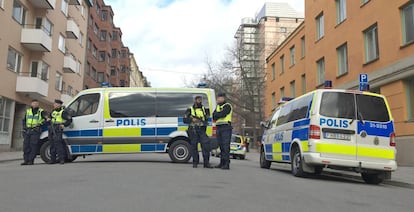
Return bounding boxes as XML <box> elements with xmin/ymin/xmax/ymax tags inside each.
<box><xmin>0</xmin><ymin>151</ymin><xmax>22</xmax><ymax>163</ymax></box>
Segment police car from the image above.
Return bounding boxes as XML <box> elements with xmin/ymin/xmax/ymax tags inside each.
<box><xmin>260</xmin><ymin>88</ymin><xmax>397</xmax><ymax>184</ymax></box>
<box><xmin>211</xmin><ymin>134</ymin><xmax>247</xmax><ymax>160</ymax></box>
<box><xmin>38</xmin><ymin>88</ymin><xmax>217</xmax><ymax>163</ymax></box>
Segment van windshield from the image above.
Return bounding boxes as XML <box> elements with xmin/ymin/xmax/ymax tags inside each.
<box><xmin>320</xmin><ymin>92</ymin><xmax>390</xmax><ymax>122</ymax></box>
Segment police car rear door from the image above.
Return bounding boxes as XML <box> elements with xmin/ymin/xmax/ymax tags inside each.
<box><xmin>318</xmin><ymin>91</ymin><xmax>357</xmax><ymax>160</ymax></box>
<box><xmin>355</xmin><ymin>94</ymin><xmax>395</xmax><ymax>163</ymax></box>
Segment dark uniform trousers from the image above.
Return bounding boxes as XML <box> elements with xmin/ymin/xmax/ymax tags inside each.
<box><xmin>23</xmin><ymin>128</ymin><xmax>41</xmax><ymax>163</ymax></box>
<box><xmin>188</xmin><ymin>126</ymin><xmax>210</xmax><ymax>165</ymax></box>
<box><xmin>49</xmin><ymin>125</ymin><xmax>66</xmax><ymax>162</ymax></box>
<box><xmin>217</xmin><ymin>124</ymin><xmax>232</xmax><ymax>167</ymax></box>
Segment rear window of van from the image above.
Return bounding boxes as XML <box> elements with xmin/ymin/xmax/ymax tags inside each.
<box><xmin>320</xmin><ymin>92</ymin><xmax>390</xmax><ymax>122</ymax></box>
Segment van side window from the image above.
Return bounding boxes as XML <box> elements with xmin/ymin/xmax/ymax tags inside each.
<box><xmin>288</xmin><ymin>94</ymin><xmax>313</xmax><ymax>122</ymax></box>
<box><xmin>157</xmin><ymin>93</ymin><xmax>209</xmax><ymax>117</ymax></box>
<box><xmin>270</xmin><ymin>109</ymin><xmax>280</xmax><ymax>127</ymax></box>
<box><xmin>277</xmin><ymin>104</ymin><xmax>292</xmax><ymax>126</ymax></box>
<box><xmin>320</xmin><ymin>92</ymin><xmax>355</xmax><ymax>119</ymax></box>
<box><xmin>109</xmin><ymin>92</ymin><xmax>156</xmax><ymax>117</ymax></box>
<box><xmin>66</xmin><ymin>93</ymin><xmax>100</xmax><ymax>117</ymax></box>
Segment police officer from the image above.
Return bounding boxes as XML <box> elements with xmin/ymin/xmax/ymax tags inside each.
<box><xmin>184</xmin><ymin>96</ymin><xmax>212</xmax><ymax>168</ymax></box>
<box><xmin>213</xmin><ymin>93</ymin><xmax>233</xmax><ymax>170</ymax></box>
<box><xmin>49</xmin><ymin>99</ymin><xmax>72</xmax><ymax>165</ymax></box>
<box><xmin>245</xmin><ymin>133</ymin><xmax>251</xmax><ymax>152</ymax></box>
<box><xmin>21</xmin><ymin>99</ymin><xmax>48</xmax><ymax>165</ymax></box>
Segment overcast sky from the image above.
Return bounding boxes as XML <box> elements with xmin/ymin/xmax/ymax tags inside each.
<box><xmin>106</xmin><ymin>0</ymin><xmax>304</xmax><ymax>87</ymax></box>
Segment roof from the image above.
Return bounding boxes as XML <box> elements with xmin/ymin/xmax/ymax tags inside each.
<box><xmin>256</xmin><ymin>2</ymin><xmax>304</xmax><ymax>20</ymax></box>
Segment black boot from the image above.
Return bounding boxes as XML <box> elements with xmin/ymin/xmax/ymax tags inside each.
<box><xmin>204</xmin><ymin>162</ymin><xmax>213</xmax><ymax>169</ymax></box>
<box><xmin>20</xmin><ymin>161</ymin><xmax>29</xmax><ymax>166</ymax></box>
<box><xmin>221</xmin><ymin>161</ymin><xmax>230</xmax><ymax>170</ymax></box>
<box><xmin>193</xmin><ymin>164</ymin><xmax>198</xmax><ymax>168</ymax></box>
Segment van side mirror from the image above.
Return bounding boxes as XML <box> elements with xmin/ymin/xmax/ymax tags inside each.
<box><xmin>260</xmin><ymin>121</ymin><xmax>269</xmax><ymax>129</ymax></box>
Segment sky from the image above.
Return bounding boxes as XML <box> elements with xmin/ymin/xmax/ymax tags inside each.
<box><xmin>106</xmin><ymin>0</ymin><xmax>305</xmax><ymax>87</ymax></box>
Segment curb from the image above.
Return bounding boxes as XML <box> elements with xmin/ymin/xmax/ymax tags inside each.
<box><xmin>323</xmin><ymin>170</ymin><xmax>414</xmax><ymax>188</ymax></box>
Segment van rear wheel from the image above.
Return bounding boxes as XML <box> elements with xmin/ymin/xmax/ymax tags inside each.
<box><xmin>291</xmin><ymin>148</ymin><xmax>306</xmax><ymax>177</ymax></box>
<box><xmin>361</xmin><ymin>173</ymin><xmax>383</xmax><ymax>185</ymax></box>
<box><xmin>169</xmin><ymin>140</ymin><xmax>191</xmax><ymax>163</ymax></box>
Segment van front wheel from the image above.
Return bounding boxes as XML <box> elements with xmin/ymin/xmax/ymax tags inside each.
<box><xmin>260</xmin><ymin>148</ymin><xmax>271</xmax><ymax>169</ymax></box>
<box><xmin>291</xmin><ymin>148</ymin><xmax>306</xmax><ymax>177</ymax></box>
<box><xmin>169</xmin><ymin>140</ymin><xmax>191</xmax><ymax>163</ymax></box>
<box><xmin>40</xmin><ymin>141</ymin><xmax>52</xmax><ymax>163</ymax></box>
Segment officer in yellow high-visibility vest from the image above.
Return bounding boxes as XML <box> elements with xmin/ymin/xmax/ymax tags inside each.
<box><xmin>21</xmin><ymin>99</ymin><xmax>48</xmax><ymax>165</ymax></box>
<box><xmin>213</xmin><ymin>93</ymin><xmax>233</xmax><ymax>170</ymax></box>
<box><xmin>49</xmin><ymin>99</ymin><xmax>72</xmax><ymax>165</ymax></box>
<box><xmin>184</xmin><ymin>96</ymin><xmax>212</xmax><ymax>168</ymax></box>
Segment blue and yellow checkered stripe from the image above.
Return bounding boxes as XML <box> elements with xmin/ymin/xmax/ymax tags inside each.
<box><xmin>70</xmin><ymin>143</ymin><xmax>168</xmax><ymax>154</ymax></box>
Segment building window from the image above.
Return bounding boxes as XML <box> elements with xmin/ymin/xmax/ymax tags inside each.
<box><xmin>120</xmin><ymin>80</ymin><xmax>126</xmax><ymax>87</ymax></box>
<box><xmin>401</xmin><ymin>2</ymin><xmax>414</xmax><ymax>45</ymax></box>
<box><xmin>40</xmin><ymin>62</ymin><xmax>49</xmax><ymax>81</ymax></box>
<box><xmin>0</xmin><ymin>97</ymin><xmax>13</xmax><ymax>133</ymax></box>
<box><xmin>87</xmin><ymin>38</ymin><xmax>91</xmax><ymax>50</ymax></box>
<box><xmin>290</xmin><ymin>81</ymin><xmax>296</xmax><ymax>98</ymax></box>
<box><xmin>30</xmin><ymin>61</ymin><xmax>49</xmax><ymax>81</ymax></box>
<box><xmin>317</xmin><ymin>58</ymin><xmax>325</xmax><ymax>85</ymax></box>
<box><xmin>101</xmin><ymin>10</ymin><xmax>108</xmax><ymax>21</ymax></box>
<box><xmin>280</xmin><ymin>55</ymin><xmax>285</xmax><ymax>74</ymax></box>
<box><xmin>112</xmin><ymin>31</ymin><xmax>118</xmax><ymax>40</ymax></box>
<box><xmin>80</xmin><ymin>3</ymin><xmax>85</xmax><ymax>17</ymax></box>
<box><xmin>290</xmin><ymin>46</ymin><xmax>295</xmax><ymax>66</ymax></box>
<box><xmin>79</xmin><ymin>32</ymin><xmax>84</xmax><ymax>46</ymax></box>
<box><xmin>121</xmin><ymin>50</ymin><xmax>127</xmax><ymax>58</ymax></box>
<box><xmin>62</xmin><ymin>81</ymin><xmax>66</xmax><ymax>93</ymax></box>
<box><xmin>58</xmin><ymin>34</ymin><xmax>65</xmax><ymax>53</ymax></box>
<box><xmin>301</xmin><ymin>36</ymin><xmax>305</xmax><ymax>58</ymax></box>
<box><xmin>100</xmin><ymin>30</ymin><xmax>107</xmax><ymax>41</ymax></box>
<box><xmin>61</xmin><ymin>0</ymin><xmax>68</xmax><ymax>16</ymax></box>
<box><xmin>76</xmin><ymin>60</ymin><xmax>81</xmax><ymax>74</ymax></box>
<box><xmin>280</xmin><ymin>27</ymin><xmax>287</xmax><ymax>33</ymax></box>
<box><xmin>91</xmin><ymin>68</ymin><xmax>97</xmax><ymax>80</ymax></box>
<box><xmin>364</xmin><ymin>24</ymin><xmax>379</xmax><ymax>63</ymax></box>
<box><xmin>362</xmin><ymin>0</ymin><xmax>370</xmax><ymax>5</ymax></box>
<box><xmin>112</xmin><ymin>49</ymin><xmax>117</xmax><ymax>58</ymax></box>
<box><xmin>92</xmin><ymin>45</ymin><xmax>97</xmax><ymax>58</ymax></box>
<box><xmin>12</xmin><ymin>0</ymin><xmax>26</xmax><ymax>24</ymax></box>
<box><xmin>337</xmin><ymin>43</ymin><xmax>348</xmax><ymax>76</ymax></box>
<box><xmin>316</xmin><ymin>13</ymin><xmax>325</xmax><ymax>40</ymax></box>
<box><xmin>97</xmin><ymin>72</ymin><xmax>104</xmax><ymax>83</ymax></box>
<box><xmin>271</xmin><ymin>92</ymin><xmax>276</xmax><ymax>109</ymax></box>
<box><xmin>110</xmin><ymin>67</ymin><xmax>116</xmax><ymax>76</ymax></box>
<box><xmin>89</xmin><ymin>15</ymin><xmax>93</xmax><ymax>26</ymax></box>
<box><xmin>7</xmin><ymin>47</ymin><xmax>22</xmax><ymax>73</ymax></box>
<box><xmin>86</xmin><ymin>62</ymin><xmax>90</xmax><ymax>75</ymax></box>
<box><xmin>98</xmin><ymin>51</ymin><xmax>105</xmax><ymax>62</ymax></box>
<box><xmin>0</xmin><ymin>0</ymin><xmax>4</xmax><ymax>9</ymax></box>
<box><xmin>120</xmin><ymin>65</ymin><xmax>126</xmax><ymax>73</ymax></box>
<box><xmin>336</xmin><ymin>0</ymin><xmax>347</xmax><ymax>24</ymax></box>
<box><xmin>407</xmin><ymin>78</ymin><xmax>414</xmax><ymax>120</ymax></box>
<box><xmin>55</xmin><ymin>72</ymin><xmax>63</xmax><ymax>91</ymax></box>
<box><xmin>96</xmin><ymin>3</ymin><xmax>100</xmax><ymax>15</ymax></box>
<box><xmin>67</xmin><ymin>85</ymin><xmax>73</xmax><ymax>96</ymax></box>
<box><xmin>301</xmin><ymin>74</ymin><xmax>306</xmax><ymax>94</ymax></box>
<box><xmin>94</xmin><ymin>23</ymin><xmax>99</xmax><ymax>36</ymax></box>
<box><xmin>36</xmin><ymin>17</ymin><xmax>53</xmax><ymax>36</ymax></box>
<box><xmin>280</xmin><ymin>87</ymin><xmax>285</xmax><ymax>98</ymax></box>
<box><xmin>271</xmin><ymin>63</ymin><xmax>276</xmax><ymax>80</ymax></box>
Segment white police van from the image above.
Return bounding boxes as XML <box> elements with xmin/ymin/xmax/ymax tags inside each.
<box><xmin>39</xmin><ymin>88</ymin><xmax>217</xmax><ymax>163</ymax></box>
<box><xmin>260</xmin><ymin>89</ymin><xmax>397</xmax><ymax>184</ymax></box>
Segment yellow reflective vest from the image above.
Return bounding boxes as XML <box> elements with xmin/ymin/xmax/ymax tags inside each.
<box><xmin>25</xmin><ymin>108</ymin><xmax>44</xmax><ymax>128</ymax></box>
<box><xmin>216</xmin><ymin>103</ymin><xmax>232</xmax><ymax>125</ymax></box>
<box><xmin>51</xmin><ymin>110</ymin><xmax>65</xmax><ymax>124</ymax></box>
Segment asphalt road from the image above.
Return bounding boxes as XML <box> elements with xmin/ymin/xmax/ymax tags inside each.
<box><xmin>0</xmin><ymin>152</ymin><xmax>413</xmax><ymax>212</ymax></box>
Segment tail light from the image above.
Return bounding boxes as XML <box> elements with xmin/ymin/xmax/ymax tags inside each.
<box><xmin>390</xmin><ymin>133</ymin><xmax>396</xmax><ymax>147</ymax></box>
<box><xmin>309</xmin><ymin>125</ymin><xmax>321</xmax><ymax>139</ymax></box>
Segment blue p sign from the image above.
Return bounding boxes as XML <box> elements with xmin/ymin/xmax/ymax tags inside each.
<box><xmin>359</xmin><ymin>74</ymin><xmax>368</xmax><ymax>83</ymax></box>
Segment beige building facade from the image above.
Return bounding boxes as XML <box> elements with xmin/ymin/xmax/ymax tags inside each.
<box><xmin>0</xmin><ymin>0</ymin><xmax>92</xmax><ymax>150</ymax></box>
<box><xmin>129</xmin><ymin>53</ymin><xmax>149</xmax><ymax>87</ymax></box>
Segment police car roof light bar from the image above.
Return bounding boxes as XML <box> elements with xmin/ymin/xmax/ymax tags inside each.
<box><xmin>324</xmin><ymin>80</ymin><xmax>333</xmax><ymax>89</ymax></box>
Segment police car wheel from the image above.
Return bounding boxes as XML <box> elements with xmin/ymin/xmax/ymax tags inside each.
<box><xmin>239</xmin><ymin>155</ymin><xmax>246</xmax><ymax>160</ymax></box>
<box><xmin>260</xmin><ymin>149</ymin><xmax>271</xmax><ymax>169</ymax></box>
<box><xmin>169</xmin><ymin>140</ymin><xmax>191</xmax><ymax>163</ymax></box>
<box><xmin>40</xmin><ymin>141</ymin><xmax>52</xmax><ymax>163</ymax></box>
<box><xmin>361</xmin><ymin>173</ymin><xmax>383</xmax><ymax>185</ymax></box>
<box><xmin>291</xmin><ymin>148</ymin><xmax>306</xmax><ymax>177</ymax></box>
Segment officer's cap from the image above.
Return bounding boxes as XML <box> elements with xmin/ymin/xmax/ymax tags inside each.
<box><xmin>54</xmin><ymin>99</ymin><xmax>63</xmax><ymax>104</ymax></box>
<box><xmin>217</xmin><ymin>93</ymin><xmax>226</xmax><ymax>97</ymax></box>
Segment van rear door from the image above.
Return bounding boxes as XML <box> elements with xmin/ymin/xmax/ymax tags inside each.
<box><xmin>355</xmin><ymin>94</ymin><xmax>395</xmax><ymax>163</ymax></box>
<box><xmin>318</xmin><ymin>92</ymin><xmax>358</xmax><ymax>161</ymax></box>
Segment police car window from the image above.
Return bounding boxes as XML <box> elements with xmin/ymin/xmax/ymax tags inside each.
<box><xmin>276</xmin><ymin>103</ymin><xmax>292</xmax><ymax>126</ymax></box>
<box><xmin>157</xmin><ymin>93</ymin><xmax>209</xmax><ymax>117</ymax></box>
<box><xmin>320</xmin><ymin>92</ymin><xmax>355</xmax><ymax>119</ymax></box>
<box><xmin>109</xmin><ymin>92</ymin><xmax>156</xmax><ymax>117</ymax></box>
<box><xmin>288</xmin><ymin>94</ymin><xmax>312</xmax><ymax>122</ymax></box>
<box><xmin>270</xmin><ymin>109</ymin><xmax>280</xmax><ymax>127</ymax></box>
<box><xmin>66</xmin><ymin>93</ymin><xmax>100</xmax><ymax>117</ymax></box>
<box><xmin>356</xmin><ymin>94</ymin><xmax>390</xmax><ymax>122</ymax></box>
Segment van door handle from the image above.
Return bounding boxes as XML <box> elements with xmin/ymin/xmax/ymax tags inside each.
<box><xmin>105</xmin><ymin>119</ymin><xmax>115</xmax><ymax>123</ymax></box>
<box><xmin>89</xmin><ymin>120</ymin><xmax>99</xmax><ymax>123</ymax></box>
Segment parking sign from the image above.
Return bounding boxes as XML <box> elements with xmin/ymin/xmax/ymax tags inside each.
<box><xmin>359</xmin><ymin>74</ymin><xmax>368</xmax><ymax>83</ymax></box>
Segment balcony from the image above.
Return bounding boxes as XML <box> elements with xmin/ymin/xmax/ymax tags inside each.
<box><xmin>29</xmin><ymin>0</ymin><xmax>56</xmax><ymax>9</ymax></box>
<box><xmin>61</xmin><ymin>93</ymin><xmax>73</xmax><ymax>104</ymax></box>
<box><xmin>66</xmin><ymin>19</ymin><xmax>80</xmax><ymax>39</ymax></box>
<box><xmin>63</xmin><ymin>55</ymin><xmax>77</xmax><ymax>73</ymax></box>
<box><xmin>16</xmin><ymin>76</ymin><xmax>49</xmax><ymax>97</ymax></box>
<box><xmin>21</xmin><ymin>26</ymin><xmax>52</xmax><ymax>52</ymax></box>
<box><xmin>68</xmin><ymin>0</ymin><xmax>81</xmax><ymax>5</ymax></box>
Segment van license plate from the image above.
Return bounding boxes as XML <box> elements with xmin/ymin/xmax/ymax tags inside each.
<box><xmin>324</xmin><ymin>132</ymin><xmax>351</xmax><ymax>141</ymax></box>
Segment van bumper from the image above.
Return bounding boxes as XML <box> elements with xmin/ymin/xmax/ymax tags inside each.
<box><xmin>303</xmin><ymin>152</ymin><xmax>397</xmax><ymax>172</ymax></box>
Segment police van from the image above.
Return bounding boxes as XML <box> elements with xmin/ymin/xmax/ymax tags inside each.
<box><xmin>39</xmin><ymin>88</ymin><xmax>217</xmax><ymax>163</ymax></box>
<box><xmin>260</xmin><ymin>89</ymin><xmax>397</xmax><ymax>184</ymax></box>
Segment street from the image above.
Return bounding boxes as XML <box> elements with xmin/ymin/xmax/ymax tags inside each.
<box><xmin>0</xmin><ymin>152</ymin><xmax>413</xmax><ymax>212</ymax></box>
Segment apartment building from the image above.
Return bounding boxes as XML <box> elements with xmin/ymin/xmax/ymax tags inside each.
<box><xmin>0</xmin><ymin>0</ymin><xmax>92</xmax><ymax>150</ymax></box>
<box><xmin>83</xmin><ymin>0</ymin><xmax>130</xmax><ymax>89</ymax></box>
<box><xmin>265</xmin><ymin>0</ymin><xmax>414</xmax><ymax>165</ymax></box>
<box><xmin>129</xmin><ymin>53</ymin><xmax>150</xmax><ymax>87</ymax></box>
